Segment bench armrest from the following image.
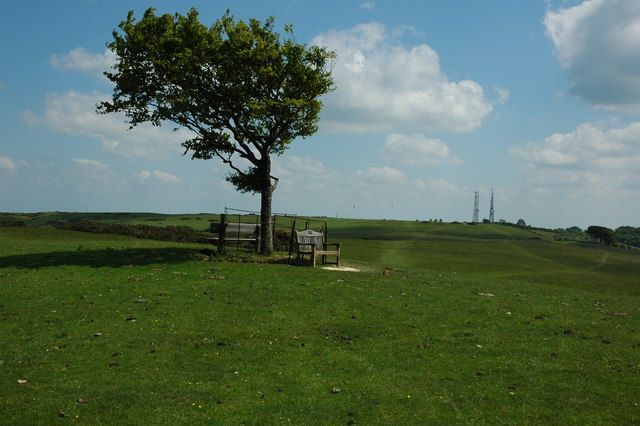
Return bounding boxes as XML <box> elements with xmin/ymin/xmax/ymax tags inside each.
<box><xmin>322</xmin><ymin>242</ymin><xmax>341</xmax><ymax>250</ymax></box>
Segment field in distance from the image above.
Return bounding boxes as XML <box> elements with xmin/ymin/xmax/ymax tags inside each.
<box><xmin>0</xmin><ymin>213</ymin><xmax>639</xmax><ymax>423</ymax></box>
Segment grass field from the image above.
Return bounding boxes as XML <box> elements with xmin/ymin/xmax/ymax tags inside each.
<box><xmin>1</xmin><ymin>216</ymin><xmax>639</xmax><ymax>423</ymax></box>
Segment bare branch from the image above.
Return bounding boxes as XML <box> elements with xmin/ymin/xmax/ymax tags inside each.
<box><xmin>214</xmin><ymin>151</ymin><xmax>247</xmax><ymax>177</ymax></box>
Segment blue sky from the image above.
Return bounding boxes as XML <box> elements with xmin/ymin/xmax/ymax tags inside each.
<box><xmin>1</xmin><ymin>0</ymin><xmax>639</xmax><ymax>228</ymax></box>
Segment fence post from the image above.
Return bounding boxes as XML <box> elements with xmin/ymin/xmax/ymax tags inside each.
<box><xmin>257</xmin><ymin>214</ymin><xmax>261</xmax><ymax>253</ymax></box>
<box><xmin>218</xmin><ymin>213</ymin><xmax>227</xmax><ymax>254</ymax></box>
<box><xmin>236</xmin><ymin>215</ymin><xmax>241</xmax><ymax>254</ymax></box>
<box><xmin>288</xmin><ymin>218</ymin><xmax>296</xmax><ymax>261</ymax></box>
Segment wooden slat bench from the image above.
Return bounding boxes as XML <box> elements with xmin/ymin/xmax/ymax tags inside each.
<box><xmin>209</xmin><ymin>222</ymin><xmax>260</xmax><ymax>252</ymax></box>
<box><xmin>294</xmin><ymin>230</ymin><xmax>341</xmax><ymax>268</ymax></box>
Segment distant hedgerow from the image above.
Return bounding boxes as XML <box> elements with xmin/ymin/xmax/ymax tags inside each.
<box><xmin>0</xmin><ymin>216</ymin><xmax>27</xmax><ymax>227</ymax></box>
<box><xmin>53</xmin><ymin>220</ymin><xmax>209</xmax><ymax>243</ymax></box>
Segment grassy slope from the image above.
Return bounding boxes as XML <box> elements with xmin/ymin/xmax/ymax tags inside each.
<box><xmin>1</xmin><ymin>221</ymin><xmax>639</xmax><ymax>424</ymax></box>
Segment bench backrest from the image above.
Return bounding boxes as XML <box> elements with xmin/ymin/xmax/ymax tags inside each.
<box><xmin>210</xmin><ymin>222</ymin><xmax>260</xmax><ymax>238</ymax></box>
<box><xmin>295</xmin><ymin>230</ymin><xmax>324</xmax><ymax>253</ymax></box>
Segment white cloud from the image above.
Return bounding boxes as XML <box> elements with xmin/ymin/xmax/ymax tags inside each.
<box><xmin>413</xmin><ymin>178</ymin><xmax>459</xmax><ymax>193</ymax></box>
<box><xmin>136</xmin><ymin>170</ymin><xmax>151</xmax><ymax>180</ymax></box>
<box><xmin>360</xmin><ymin>1</ymin><xmax>375</xmax><ymax>11</ymax></box>
<box><xmin>50</xmin><ymin>47</ymin><xmax>116</xmax><ymax>77</ymax></box>
<box><xmin>271</xmin><ymin>156</ymin><xmax>340</xmax><ymax>199</ymax></box>
<box><xmin>72</xmin><ymin>158</ymin><xmax>110</xmax><ymax>171</ymax></box>
<box><xmin>152</xmin><ymin>170</ymin><xmax>180</xmax><ymax>184</ymax></box>
<box><xmin>544</xmin><ymin>0</ymin><xmax>640</xmax><ymax>111</ymax></box>
<box><xmin>493</xmin><ymin>87</ymin><xmax>510</xmax><ymax>105</ymax></box>
<box><xmin>69</xmin><ymin>158</ymin><xmax>128</xmax><ymax>192</ymax></box>
<box><xmin>510</xmin><ymin>121</ymin><xmax>640</xmax><ymax>198</ymax></box>
<box><xmin>392</xmin><ymin>25</ymin><xmax>426</xmax><ymax>39</ymax></box>
<box><xmin>0</xmin><ymin>156</ymin><xmax>17</xmax><ymax>173</ymax></box>
<box><xmin>313</xmin><ymin>23</ymin><xmax>495</xmax><ymax>132</ymax></box>
<box><xmin>136</xmin><ymin>169</ymin><xmax>180</xmax><ymax>184</ymax></box>
<box><xmin>23</xmin><ymin>91</ymin><xmax>193</xmax><ymax>160</ymax></box>
<box><xmin>274</xmin><ymin>156</ymin><xmax>336</xmax><ymax>181</ymax></box>
<box><xmin>354</xmin><ymin>166</ymin><xmax>406</xmax><ymax>186</ymax></box>
<box><xmin>383</xmin><ymin>133</ymin><xmax>462</xmax><ymax>166</ymax></box>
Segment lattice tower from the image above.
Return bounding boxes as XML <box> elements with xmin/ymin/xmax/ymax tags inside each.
<box><xmin>472</xmin><ymin>191</ymin><xmax>479</xmax><ymax>223</ymax></box>
<box><xmin>489</xmin><ymin>188</ymin><xmax>495</xmax><ymax>223</ymax></box>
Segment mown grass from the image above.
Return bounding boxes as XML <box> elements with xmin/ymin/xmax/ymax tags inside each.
<box><xmin>1</xmin><ymin>221</ymin><xmax>639</xmax><ymax>423</ymax></box>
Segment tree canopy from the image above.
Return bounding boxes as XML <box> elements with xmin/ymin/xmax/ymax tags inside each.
<box><xmin>586</xmin><ymin>225</ymin><xmax>616</xmax><ymax>245</ymax></box>
<box><xmin>98</xmin><ymin>8</ymin><xmax>336</xmax><ymax>254</ymax></box>
<box><xmin>614</xmin><ymin>226</ymin><xmax>640</xmax><ymax>247</ymax></box>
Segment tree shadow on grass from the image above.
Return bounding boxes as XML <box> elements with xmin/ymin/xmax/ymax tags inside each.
<box><xmin>0</xmin><ymin>247</ymin><xmax>215</xmax><ymax>269</ymax></box>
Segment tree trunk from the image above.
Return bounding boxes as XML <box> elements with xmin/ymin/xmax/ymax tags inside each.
<box><xmin>260</xmin><ymin>187</ymin><xmax>274</xmax><ymax>255</ymax></box>
<box><xmin>259</xmin><ymin>158</ymin><xmax>275</xmax><ymax>255</ymax></box>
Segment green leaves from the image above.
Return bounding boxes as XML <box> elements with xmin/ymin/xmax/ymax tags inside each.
<box><xmin>99</xmin><ymin>8</ymin><xmax>335</xmax><ymax>194</ymax></box>
<box><xmin>226</xmin><ymin>166</ymin><xmax>263</xmax><ymax>194</ymax></box>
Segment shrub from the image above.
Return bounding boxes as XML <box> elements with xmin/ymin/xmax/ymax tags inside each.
<box><xmin>274</xmin><ymin>229</ymin><xmax>292</xmax><ymax>251</ymax></box>
<box><xmin>54</xmin><ymin>220</ymin><xmax>209</xmax><ymax>243</ymax></box>
<box><xmin>0</xmin><ymin>216</ymin><xmax>26</xmax><ymax>227</ymax></box>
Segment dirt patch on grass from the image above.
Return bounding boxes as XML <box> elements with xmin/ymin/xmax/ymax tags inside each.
<box><xmin>321</xmin><ymin>266</ymin><xmax>361</xmax><ymax>272</ymax></box>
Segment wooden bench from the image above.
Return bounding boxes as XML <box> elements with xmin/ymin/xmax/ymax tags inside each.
<box><xmin>209</xmin><ymin>222</ymin><xmax>260</xmax><ymax>252</ymax></box>
<box><xmin>294</xmin><ymin>230</ymin><xmax>341</xmax><ymax>268</ymax></box>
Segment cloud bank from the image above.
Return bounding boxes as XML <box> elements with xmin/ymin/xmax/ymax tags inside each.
<box><xmin>22</xmin><ymin>91</ymin><xmax>193</xmax><ymax>160</ymax></box>
<box><xmin>136</xmin><ymin>169</ymin><xmax>181</xmax><ymax>184</ymax></box>
<box><xmin>545</xmin><ymin>0</ymin><xmax>640</xmax><ymax>111</ymax></box>
<box><xmin>510</xmin><ymin>120</ymin><xmax>640</xmax><ymax>198</ymax></box>
<box><xmin>50</xmin><ymin>47</ymin><xmax>116</xmax><ymax>77</ymax></box>
<box><xmin>383</xmin><ymin>133</ymin><xmax>462</xmax><ymax>166</ymax></box>
<box><xmin>314</xmin><ymin>23</ymin><xmax>494</xmax><ymax>132</ymax></box>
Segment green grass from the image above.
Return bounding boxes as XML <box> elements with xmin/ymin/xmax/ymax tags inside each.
<box><xmin>1</xmin><ymin>220</ymin><xmax>639</xmax><ymax>423</ymax></box>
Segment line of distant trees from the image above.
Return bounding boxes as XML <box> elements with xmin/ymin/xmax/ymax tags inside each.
<box><xmin>613</xmin><ymin>226</ymin><xmax>640</xmax><ymax>247</ymax></box>
<box><xmin>555</xmin><ymin>224</ymin><xmax>640</xmax><ymax>248</ymax></box>
<box><xmin>488</xmin><ymin>218</ymin><xmax>639</xmax><ymax>249</ymax></box>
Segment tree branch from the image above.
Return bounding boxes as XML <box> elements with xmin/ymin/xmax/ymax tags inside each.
<box><xmin>225</xmin><ymin>119</ymin><xmax>260</xmax><ymax>164</ymax></box>
<box><xmin>214</xmin><ymin>151</ymin><xmax>247</xmax><ymax>177</ymax></box>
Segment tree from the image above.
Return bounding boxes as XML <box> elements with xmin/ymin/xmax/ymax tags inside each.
<box><xmin>565</xmin><ymin>226</ymin><xmax>583</xmax><ymax>234</ymax></box>
<box><xmin>516</xmin><ymin>218</ymin><xmax>526</xmax><ymax>227</ymax></box>
<box><xmin>586</xmin><ymin>225</ymin><xmax>616</xmax><ymax>245</ymax></box>
<box><xmin>98</xmin><ymin>8</ymin><xmax>336</xmax><ymax>254</ymax></box>
<box><xmin>615</xmin><ymin>226</ymin><xmax>640</xmax><ymax>247</ymax></box>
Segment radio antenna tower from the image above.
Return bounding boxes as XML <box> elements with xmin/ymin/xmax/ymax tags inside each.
<box><xmin>472</xmin><ymin>191</ymin><xmax>479</xmax><ymax>223</ymax></box>
<box><xmin>489</xmin><ymin>188</ymin><xmax>495</xmax><ymax>223</ymax></box>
